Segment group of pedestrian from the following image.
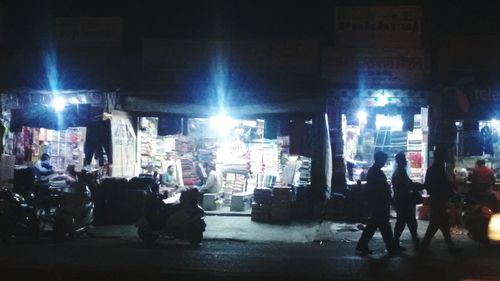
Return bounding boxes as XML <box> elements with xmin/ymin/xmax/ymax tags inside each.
<box><xmin>355</xmin><ymin>149</ymin><xmax>461</xmax><ymax>256</ymax></box>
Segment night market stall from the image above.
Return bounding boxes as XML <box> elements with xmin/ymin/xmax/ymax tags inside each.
<box><xmin>326</xmin><ymin>89</ymin><xmax>429</xmax><ymax>219</ymax></box>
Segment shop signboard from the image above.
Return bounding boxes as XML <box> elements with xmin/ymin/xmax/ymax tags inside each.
<box><xmin>56</xmin><ymin>17</ymin><xmax>123</xmax><ymax>48</ymax></box>
<box><xmin>322</xmin><ymin>48</ymin><xmax>425</xmax><ymax>86</ymax></box>
<box><xmin>450</xmin><ymin>85</ymin><xmax>500</xmax><ymax>118</ymax></box>
<box><xmin>142</xmin><ymin>39</ymin><xmax>319</xmax><ymax>74</ymax></box>
<box><xmin>335</xmin><ymin>5</ymin><xmax>421</xmax><ymax>48</ymax></box>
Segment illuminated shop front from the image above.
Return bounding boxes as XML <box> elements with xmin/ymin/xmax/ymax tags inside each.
<box><xmin>136</xmin><ymin>113</ymin><xmax>317</xmax><ymax>218</ymax></box>
<box><xmin>328</xmin><ymin>89</ymin><xmax>429</xmax><ymax>189</ymax></box>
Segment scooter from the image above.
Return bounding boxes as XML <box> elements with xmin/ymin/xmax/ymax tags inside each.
<box><xmin>52</xmin><ymin>180</ymin><xmax>94</xmax><ymax>240</ymax></box>
<box><xmin>136</xmin><ymin>187</ymin><xmax>206</xmax><ymax>246</ymax></box>
<box><xmin>462</xmin><ymin>190</ymin><xmax>499</xmax><ymax>245</ymax></box>
<box><xmin>0</xmin><ymin>188</ymin><xmax>40</xmax><ymax>242</ymax></box>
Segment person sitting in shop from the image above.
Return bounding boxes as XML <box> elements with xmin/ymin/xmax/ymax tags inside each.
<box><xmin>34</xmin><ymin>153</ymin><xmax>54</xmax><ymax>179</ymax></box>
<box><xmin>470</xmin><ymin>159</ymin><xmax>495</xmax><ymax>194</ymax></box>
<box><xmin>65</xmin><ymin>165</ymin><xmax>78</xmax><ymax>184</ymax></box>
<box><xmin>161</xmin><ymin>165</ymin><xmax>178</xmax><ymax>188</ymax></box>
<box><xmin>468</xmin><ymin>159</ymin><xmax>498</xmax><ymax>212</ymax></box>
<box><xmin>199</xmin><ymin>163</ymin><xmax>221</xmax><ymax>195</ymax></box>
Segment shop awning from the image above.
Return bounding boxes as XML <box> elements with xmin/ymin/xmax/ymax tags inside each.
<box><xmin>121</xmin><ymin>96</ymin><xmax>326</xmax><ymax>118</ymax></box>
<box><xmin>328</xmin><ymin>88</ymin><xmax>429</xmax><ymax>108</ymax></box>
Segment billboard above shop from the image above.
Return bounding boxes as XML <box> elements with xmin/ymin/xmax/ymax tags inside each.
<box><xmin>322</xmin><ymin>48</ymin><xmax>425</xmax><ymax>87</ymax></box>
<box><xmin>437</xmin><ymin>84</ymin><xmax>500</xmax><ymax>119</ymax></box>
<box><xmin>335</xmin><ymin>5</ymin><xmax>422</xmax><ymax>48</ymax></box>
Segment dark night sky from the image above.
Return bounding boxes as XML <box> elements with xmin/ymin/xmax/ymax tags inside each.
<box><xmin>2</xmin><ymin>0</ymin><xmax>500</xmax><ymax>99</ymax></box>
<box><xmin>3</xmin><ymin>0</ymin><xmax>500</xmax><ymax>49</ymax></box>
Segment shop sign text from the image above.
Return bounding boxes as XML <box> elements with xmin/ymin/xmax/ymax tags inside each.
<box><xmin>335</xmin><ymin>6</ymin><xmax>421</xmax><ymax>48</ymax></box>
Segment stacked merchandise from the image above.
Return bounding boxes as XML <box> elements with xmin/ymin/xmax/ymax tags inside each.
<box><xmin>251</xmin><ymin>187</ymin><xmax>272</xmax><ymax>222</ymax></box>
<box><xmin>222</xmin><ymin>170</ymin><xmax>247</xmax><ymax>205</ymax></box>
<box><xmin>175</xmin><ymin>137</ymin><xmax>195</xmax><ymax>157</ymax></box>
<box><xmin>63</xmin><ymin>127</ymin><xmax>86</xmax><ymax>171</ymax></box>
<box><xmin>138</xmin><ymin>117</ymin><xmax>157</xmax><ymax>173</ymax></box>
<box><xmin>0</xmin><ymin>155</ymin><xmax>15</xmax><ymax>190</ymax></box>
<box><xmin>196</xmin><ymin>138</ymin><xmax>217</xmax><ymax>163</ymax></box>
<box><xmin>270</xmin><ymin>187</ymin><xmax>292</xmax><ymax>224</ymax></box>
<box><xmin>152</xmin><ymin>138</ymin><xmax>166</xmax><ymax>171</ymax></box>
<box><xmin>180</xmin><ymin>158</ymin><xmax>201</xmax><ymax>186</ymax></box>
<box><xmin>296</xmin><ymin>156</ymin><xmax>311</xmax><ymax>186</ymax></box>
<box><xmin>247</xmin><ymin>142</ymin><xmax>264</xmax><ymax>174</ymax></box>
<box><xmin>262</xmin><ymin>142</ymin><xmax>279</xmax><ymax>174</ymax></box>
<box><xmin>247</xmin><ymin>142</ymin><xmax>264</xmax><ymax>189</ymax></box>
<box><xmin>17</xmin><ymin>127</ymin><xmax>87</xmax><ymax>172</ymax></box>
<box><xmin>139</xmin><ymin>134</ymin><xmax>153</xmax><ymax>172</ymax></box>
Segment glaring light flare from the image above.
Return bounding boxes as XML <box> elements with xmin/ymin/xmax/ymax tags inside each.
<box><xmin>357</xmin><ymin>111</ymin><xmax>368</xmax><ymax>124</ymax></box>
<box><xmin>210</xmin><ymin>114</ymin><xmax>237</xmax><ymax>135</ymax></box>
<box><xmin>51</xmin><ymin>96</ymin><xmax>66</xmax><ymax>112</ymax></box>
<box><xmin>488</xmin><ymin>213</ymin><xmax>500</xmax><ymax>242</ymax></box>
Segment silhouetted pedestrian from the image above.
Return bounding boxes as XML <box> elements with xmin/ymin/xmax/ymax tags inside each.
<box><xmin>356</xmin><ymin>151</ymin><xmax>398</xmax><ymax>255</ymax></box>
<box><xmin>392</xmin><ymin>152</ymin><xmax>421</xmax><ymax>251</ymax></box>
<box><xmin>419</xmin><ymin>148</ymin><xmax>461</xmax><ymax>255</ymax></box>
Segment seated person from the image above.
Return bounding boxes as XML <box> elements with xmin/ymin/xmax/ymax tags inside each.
<box><xmin>470</xmin><ymin>159</ymin><xmax>495</xmax><ymax>193</ymax></box>
<box><xmin>199</xmin><ymin>163</ymin><xmax>221</xmax><ymax>195</ymax></box>
<box><xmin>65</xmin><ymin>165</ymin><xmax>78</xmax><ymax>184</ymax></box>
<box><xmin>34</xmin><ymin>153</ymin><xmax>54</xmax><ymax>179</ymax></box>
<box><xmin>161</xmin><ymin>165</ymin><xmax>178</xmax><ymax>188</ymax></box>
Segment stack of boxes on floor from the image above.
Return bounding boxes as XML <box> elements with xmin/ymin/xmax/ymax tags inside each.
<box><xmin>251</xmin><ymin>188</ymin><xmax>272</xmax><ymax>222</ymax></box>
<box><xmin>251</xmin><ymin>186</ymin><xmax>292</xmax><ymax>224</ymax></box>
<box><xmin>270</xmin><ymin>187</ymin><xmax>292</xmax><ymax>224</ymax></box>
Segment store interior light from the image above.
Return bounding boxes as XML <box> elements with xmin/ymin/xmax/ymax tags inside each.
<box><xmin>375</xmin><ymin>114</ymin><xmax>403</xmax><ymax>131</ymax></box>
<box><xmin>51</xmin><ymin>96</ymin><xmax>66</xmax><ymax>112</ymax></box>
<box><xmin>357</xmin><ymin>111</ymin><xmax>368</xmax><ymax>124</ymax></box>
<box><xmin>210</xmin><ymin>114</ymin><xmax>237</xmax><ymax>134</ymax></box>
<box><xmin>491</xmin><ymin>119</ymin><xmax>500</xmax><ymax>128</ymax></box>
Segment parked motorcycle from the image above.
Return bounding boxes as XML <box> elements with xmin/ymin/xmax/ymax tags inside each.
<box><xmin>462</xmin><ymin>190</ymin><xmax>499</xmax><ymax>245</ymax></box>
<box><xmin>136</xmin><ymin>187</ymin><xmax>206</xmax><ymax>246</ymax></box>
<box><xmin>52</xmin><ymin>180</ymin><xmax>95</xmax><ymax>240</ymax></box>
<box><xmin>0</xmin><ymin>188</ymin><xmax>40</xmax><ymax>242</ymax></box>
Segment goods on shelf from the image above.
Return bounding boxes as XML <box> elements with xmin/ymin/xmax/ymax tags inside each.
<box><xmin>180</xmin><ymin>158</ymin><xmax>201</xmax><ymax>186</ymax></box>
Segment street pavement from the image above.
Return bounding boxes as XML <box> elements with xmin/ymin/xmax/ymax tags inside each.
<box><xmin>0</xmin><ymin>218</ymin><xmax>499</xmax><ymax>281</ymax></box>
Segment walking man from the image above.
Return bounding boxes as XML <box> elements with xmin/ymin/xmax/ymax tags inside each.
<box><xmin>419</xmin><ymin>148</ymin><xmax>461</xmax><ymax>255</ymax></box>
<box><xmin>356</xmin><ymin>151</ymin><xmax>398</xmax><ymax>255</ymax></box>
<box><xmin>392</xmin><ymin>152</ymin><xmax>421</xmax><ymax>251</ymax></box>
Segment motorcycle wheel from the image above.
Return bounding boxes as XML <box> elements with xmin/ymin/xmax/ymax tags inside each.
<box><xmin>137</xmin><ymin>226</ymin><xmax>159</xmax><ymax>244</ymax></box>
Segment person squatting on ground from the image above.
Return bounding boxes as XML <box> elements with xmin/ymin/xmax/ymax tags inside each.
<box><xmin>392</xmin><ymin>152</ymin><xmax>422</xmax><ymax>251</ymax></box>
<box><xmin>356</xmin><ymin>151</ymin><xmax>398</xmax><ymax>255</ymax></box>
<box><xmin>419</xmin><ymin>148</ymin><xmax>461</xmax><ymax>255</ymax></box>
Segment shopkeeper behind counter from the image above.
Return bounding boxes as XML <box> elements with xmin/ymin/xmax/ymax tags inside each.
<box><xmin>34</xmin><ymin>153</ymin><xmax>54</xmax><ymax>179</ymax></box>
<box><xmin>162</xmin><ymin>165</ymin><xmax>178</xmax><ymax>188</ymax></box>
<box><xmin>199</xmin><ymin>163</ymin><xmax>222</xmax><ymax>194</ymax></box>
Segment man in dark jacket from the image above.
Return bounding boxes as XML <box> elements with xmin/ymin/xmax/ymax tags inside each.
<box><xmin>392</xmin><ymin>152</ymin><xmax>421</xmax><ymax>251</ymax></box>
<box><xmin>419</xmin><ymin>148</ymin><xmax>460</xmax><ymax>255</ymax></box>
<box><xmin>356</xmin><ymin>151</ymin><xmax>397</xmax><ymax>255</ymax></box>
